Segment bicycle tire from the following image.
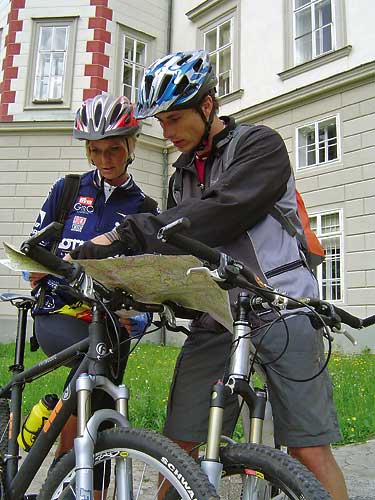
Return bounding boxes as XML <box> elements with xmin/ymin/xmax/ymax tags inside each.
<box><xmin>37</xmin><ymin>427</ymin><xmax>219</xmax><ymax>500</ymax></box>
<box><xmin>219</xmin><ymin>442</ymin><xmax>331</xmax><ymax>500</ymax></box>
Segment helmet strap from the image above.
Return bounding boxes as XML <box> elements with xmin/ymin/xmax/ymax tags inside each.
<box><xmin>125</xmin><ymin>138</ymin><xmax>135</xmax><ymax>166</ymax></box>
<box><xmin>194</xmin><ymin>106</ymin><xmax>215</xmax><ymax>152</ymax></box>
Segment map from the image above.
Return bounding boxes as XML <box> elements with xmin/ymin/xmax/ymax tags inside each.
<box><xmin>1</xmin><ymin>243</ymin><xmax>233</xmax><ymax>331</ymax></box>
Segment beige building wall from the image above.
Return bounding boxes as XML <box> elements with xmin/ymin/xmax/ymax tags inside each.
<box><xmin>242</xmin><ymin>77</ymin><xmax>375</xmax><ymax>352</ymax></box>
<box><xmin>0</xmin><ymin>0</ymin><xmax>374</xmax><ymax>350</ymax></box>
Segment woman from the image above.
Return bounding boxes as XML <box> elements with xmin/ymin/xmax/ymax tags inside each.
<box><xmin>25</xmin><ymin>93</ymin><xmax>158</xmax><ymax>468</ymax></box>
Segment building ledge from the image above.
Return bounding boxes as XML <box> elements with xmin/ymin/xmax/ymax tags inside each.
<box><xmin>233</xmin><ymin>60</ymin><xmax>375</xmax><ymax>123</ymax></box>
<box><xmin>278</xmin><ymin>45</ymin><xmax>353</xmax><ymax>81</ymax></box>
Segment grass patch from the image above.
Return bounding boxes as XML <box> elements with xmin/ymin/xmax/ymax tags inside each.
<box><xmin>0</xmin><ymin>342</ymin><xmax>374</xmax><ymax>445</ymax></box>
<box><xmin>330</xmin><ymin>349</ymin><xmax>375</xmax><ymax>445</ymax></box>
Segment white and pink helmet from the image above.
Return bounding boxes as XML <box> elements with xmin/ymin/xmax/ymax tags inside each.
<box><xmin>73</xmin><ymin>93</ymin><xmax>140</xmax><ymax>140</ymax></box>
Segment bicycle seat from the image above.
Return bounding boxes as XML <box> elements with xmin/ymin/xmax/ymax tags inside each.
<box><xmin>0</xmin><ymin>292</ymin><xmax>37</xmax><ymax>304</ymax></box>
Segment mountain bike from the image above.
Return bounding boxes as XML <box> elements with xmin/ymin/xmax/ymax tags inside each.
<box><xmin>155</xmin><ymin>218</ymin><xmax>375</xmax><ymax>500</ymax></box>
<box><xmin>0</xmin><ymin>223</ymin><xmax>219</xmax><ymax>500</ymax></box>
<box><xmin>3</xmin><ymin>220</ymin><xmax>374</xmax><ymax>500</ymax></box>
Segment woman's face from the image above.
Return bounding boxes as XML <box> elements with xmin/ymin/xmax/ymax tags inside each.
<box><xmin>88</xmin><ymin>137</ymin><xmax>130</xmax><ymax>185</ymax></box>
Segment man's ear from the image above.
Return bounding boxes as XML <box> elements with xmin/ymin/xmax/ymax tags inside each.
<box><xmin>200</xmin><ymin>95</ymin><xmax>213</xmax><ymax>119</ymax></box>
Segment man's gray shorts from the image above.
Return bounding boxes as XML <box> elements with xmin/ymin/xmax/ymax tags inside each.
<box><xmin>163</xmin><ymin>314</ymin><xmax>342</xmax><ymax>447</ymax></box>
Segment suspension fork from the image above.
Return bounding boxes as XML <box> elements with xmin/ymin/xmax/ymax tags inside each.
<box><xmin>201</xmin><ymin>293</ymin><xmax>268</xmax><ymax>491</ymax></box>
<box><xmin>74</xmin><ymin>304</ymin><xmax>131</xmax><ymax>498</ymax></box>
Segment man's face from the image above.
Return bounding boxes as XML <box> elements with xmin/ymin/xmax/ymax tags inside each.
<box><xmin>155</xmin><ymin>108</ymin><xmax>205</xmax><ymax>153</ymax></box>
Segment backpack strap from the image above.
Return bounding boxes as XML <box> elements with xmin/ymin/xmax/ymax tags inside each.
<box><xmin>55</xmin><ymin>174</ymin><xmax>81</xmax><ymax>224</ymax></box>
<box><xmin>50</xmin><ymin>174</ymin><xmax>81</xmax><ymax>254</ymax></box>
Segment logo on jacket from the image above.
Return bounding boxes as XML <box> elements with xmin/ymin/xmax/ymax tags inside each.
<box><xmin>71</xmin><ymin>216</ymin><xmax>87</xmax><ymax>232</ymax></box>
<box><xmin>74</xmin><ymin>196</ymin><xmax>94</xmax><ymax>214</ymax></box>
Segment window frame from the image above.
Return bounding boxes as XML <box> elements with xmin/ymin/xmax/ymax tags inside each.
<box><xmin>188</xmin><ymin>0</ymin><xmax>242</xmax><ymax>105</ymax></box>
<box><xmin>122</xmin><ymin>35</ymin><xmax>147</xmax><ymax>103</ymax></box>
<box><xmin>203</xmin><ymin>16</ymin><xmax>233</xmax><ymax>98</ymax></box>
<box><xmin>281</xmin><ymin>0</ymin><xmax>349</xmax><ymax>79</ymax></box>
<box><xmin>309</xmin><ymin>209</ymin><xmax>344</xmax><ymax>302</ymax></box>
<box><xmin>293</xmin><ymin>0</ymin><xmax>335</xmax><ymax>66</ymax></box>
<box><xmin>25</xmin><ymin>17</ymin><xmax>78</xmax><ymax>110</ymax></box>
<box><xmin>115</xmin><ymin>24</ymin><xmax>154</xmax><ymax>105</ymax></box>
<box><xmin>296</xmin><ymin>114</ymin><xmax>341</xmax><ymax>170</ymax></box>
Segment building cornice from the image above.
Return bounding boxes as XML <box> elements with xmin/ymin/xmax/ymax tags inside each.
<box><xmin>0</xmin><ymin>121</ymin><xmax>74</xmax><ymax>133</ymax></box>
<box><xmin>0</xmin><ymin>120</ymin><xmax>167</xmax><ymax>150</ymax></box>
<box><xmin>1</xmin><ymin>62</ymin><xmax>373</xmax><ymax>151</ymax></box>
<box><xmin>186</xmin><ymin>0</ymin><xmax>227</xmax><ymax>20</ymax></box>
<box><xmin>233</xmin><ymin>60</ymin><xmax>375</xmax><ymax>123</ymax></box>
<box><xmin>278</xmin><ymin>45</ymin><xmax>353</xmax><ymax>81</ymax></box>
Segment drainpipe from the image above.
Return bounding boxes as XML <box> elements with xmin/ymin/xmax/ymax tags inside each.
<box><xmin>159</xmin><ymin>0</ymin><xmax>174</xmax><ymax>346</ymax></box>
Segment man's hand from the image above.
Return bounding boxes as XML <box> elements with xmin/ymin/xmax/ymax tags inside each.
<box><xmin>70</xmin><ymin>235</ymin><xmax>126</xmax><ymax>260</ymax></box>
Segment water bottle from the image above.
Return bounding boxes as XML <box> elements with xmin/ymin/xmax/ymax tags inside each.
<box><xmin>18</xmin><ymin>393</ymin><xmax>59</xmax><ymax>451</ymax></box>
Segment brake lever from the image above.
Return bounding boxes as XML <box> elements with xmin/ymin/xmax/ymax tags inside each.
<box><xmin>332</xmin><ymin>326</ymin><xmax>358</xmax><ymax>346</ymax></box>
<box><xmin>160</xmin><ymin>304</ymin><xmax>177</xmax><ymax>329</ymax></box>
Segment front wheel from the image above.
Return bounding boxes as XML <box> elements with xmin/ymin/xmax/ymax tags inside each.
<box><xmin>37</xmin><ymin>427</ymin><xmax>219</xmax><ymax>500</ymax></box>
<box><xmin>219</xmin><ymin>442</ymin><xmax>331</xmax><ymax>499</ymax></box>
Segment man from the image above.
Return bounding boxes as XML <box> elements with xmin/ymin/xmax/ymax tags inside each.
<box><xmin>71</xmin><ymin>50</ymin><xmax>348</xmax><ymax>500</ymax></box>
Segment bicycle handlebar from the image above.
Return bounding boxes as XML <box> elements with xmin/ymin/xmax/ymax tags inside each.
<box><xmin>157</xmin><ymin>218</ymin><xmax>275</xmax><ymax>298</ymax></box>
<box><xmin>158</xmin><ymin>218</ymin><xmax>221</xmax><ymax>266</ymax></box>
<box><xmin>20</xmin><ymin>239</ymin><xmax>81</xmax><ymax>282</ymax></box>
<box><xmin>158</xmin><ymin>218</ymin><xmax>375</xmax><ymax>333</ymax></box>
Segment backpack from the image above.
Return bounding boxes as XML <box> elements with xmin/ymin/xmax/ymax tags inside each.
<box><xmin>171</xmin><ymin>124</ymin><xmax>325</xmax><ymax>269</ymax></box>
<box><xmin>222</xmin><ymin>124</ymin><xmax>325</xmax><ymax>268</ymax></box>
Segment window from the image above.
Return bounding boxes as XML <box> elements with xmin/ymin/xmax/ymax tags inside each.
<box><xmin>122</xmin><ymin>36</ymin><xmax>147</xmax><ymax>102</ymax></box>
<box><xmin>280</xmin><ymin>0</ymin><xmax>349</xmax><ymax>78</ymax></box>
<box><xmin>34</xmin><ymin>25</ymin><xmax>69</xmax><ymax>101</ymax></box>
<box><xmin>187</xmin><ymin>0</ymin><xmax>242</xmax><ymax>104</ymax></box>
<box><xmin>309</xmin><ymin>211</ymin><xmax>343</xmax><ymax>301</ymax></box>
<box><xmin>294</xmin><ymin>0</ymin><xmax>334</xmax><ymax>65</ymax></box>
<box><xmin>204</xmin><ymin>19</ymin><xmax>233</xmax><ymax>97</ymax></box>
<box><xmin>26</xmin><ymin>18</ymin><xmax>77</xmax><ymax>108</ymax></box>
<box><xmin>297</xmin><ymin>116</ymin><xmax>339</xmax><ymax>169</ymax></box>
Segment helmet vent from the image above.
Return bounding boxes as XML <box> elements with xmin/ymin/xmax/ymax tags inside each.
<box><xmin>94</xmin><ymin>102</ymin><xmax>102</xmax><ymax>127</ymax></box>
<box><xmin>158</xmin><ymin>74</ymin><xmax>172</xmax><ymax>99</ymax></box>
<box><xmin>110</xmin><ymin>103</ymin><xmax>122</xmax><ymax>124</ymax></box>
<box><xmin>177</xmin><ymin>55</ymin><xmax>190</xmax><ymax>66</ymax></box>
<box><xmin>81</xmin><ymin>105</ymin><xmax>88</xmax><ymax>126</ymax></box>
<box><xmin>193</xmin><ymin>59</ymin><xmax>203</xmax><ymax>71</ymax></box>
<box><xmin>174</xmin><ymin>75</ymin><xmax>190</xmax><ymax>96</ymax></box>
<box><xmin>144</xmin><ymin>75</ymin><xmax>153</xmax><ymax>99</ymax></box>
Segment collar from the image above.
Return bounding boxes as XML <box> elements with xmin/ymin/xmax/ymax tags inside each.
<box><xmin>94</xmin><ymin>170</ymin><xmax>134</xmax><ymax>190</ymax></box>
<box><xmin>173</xmin><ymin>115</ymin><xmax>237</xmax><ymax>171</ymax></box>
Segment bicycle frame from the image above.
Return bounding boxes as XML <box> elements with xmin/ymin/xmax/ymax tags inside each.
<box><xmin>0</xmin><ymin>296</ymin><xmax>130</xmax><ymax>499</ymax></box>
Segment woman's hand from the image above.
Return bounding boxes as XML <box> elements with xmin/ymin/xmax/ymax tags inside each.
<box><xmin>27</xmin><ymin>272</ymin><xmax>48</xmax><ymax>288</ymax></box>
<box><xmin>120</xmin><ymin>313</ymin><xmax>152</xmax><ymax>338</ymax></box>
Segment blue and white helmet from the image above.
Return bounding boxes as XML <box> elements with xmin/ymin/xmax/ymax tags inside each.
<box><xmin>135</xmin><ymin>50</ymin><xmax>217</xmax><ymax>119</ymax></box>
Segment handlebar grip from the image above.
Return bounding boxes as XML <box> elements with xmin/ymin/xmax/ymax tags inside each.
<box><xmin>21</xmin><ymin>244</ymin><xmax>79</xmax><ymax>282</ymax></box>
<box><xmin>332</xmin><ymin>305</ymin><xmax>363</xmax><ymax>329</ymax></box>
<box><xmin>362</xmin><ymin>315</ymin><xmax>375</xmax><ymax>328</ymax></box>
<box><xmin>158</xmin><ymin>229</ymin><xmax>222</xmax><ymax>266</ymax></box>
